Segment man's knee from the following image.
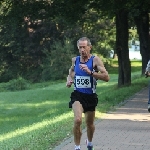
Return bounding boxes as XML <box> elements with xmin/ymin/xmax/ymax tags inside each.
<box><xmin>74</xmin><ymin>117</ymin><xmax>82</xmax><ymax>126</ymax></box>
<box><xmin>86</xmin><ymin>121</ymin><xmax>94</xmax><ymax>128</ymax></box>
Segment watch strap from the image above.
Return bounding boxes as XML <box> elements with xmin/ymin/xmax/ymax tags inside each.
<box><xmin>90</xmin><ymin>71</ymin><xmax>94</xmax><ymax>75</ymax></box>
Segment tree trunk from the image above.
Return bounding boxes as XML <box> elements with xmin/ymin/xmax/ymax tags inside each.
<box><xmin>134</xmin><ymin>12</ymin><xmax>150</xmax><ymax>75</ymax></box>
<box><xmin>116</xmin><ymin>9</ymin><xmax>131</xmax><ymax>87</ymax></box>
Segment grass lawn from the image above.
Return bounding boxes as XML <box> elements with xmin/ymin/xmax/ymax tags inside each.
<box><xmin>0</xmin><ymin>60</ymin><xmax>149</xmax><ymax>150</ymax></box>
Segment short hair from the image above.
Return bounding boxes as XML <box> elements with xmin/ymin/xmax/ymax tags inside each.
<box><xmin>77</xmin><ymin>37</ymin><xmax>92</xmax><ymax>46</ymax></box>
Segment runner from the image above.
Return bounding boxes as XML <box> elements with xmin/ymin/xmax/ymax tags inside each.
<box><xmin>145</xmin><ymin>60</ymin><xmax>150</xmax><ymax>112</ymax></box>
<box><xmin>66</xmin><ymin>37</ymin><xmax>109</xmax><ymax>150</ymax></box>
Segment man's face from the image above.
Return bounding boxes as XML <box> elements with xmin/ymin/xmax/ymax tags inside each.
<box><xmin>78</xmin><ymin>40</ymin><xmax>91</xmax><ymax>57</ymax></box>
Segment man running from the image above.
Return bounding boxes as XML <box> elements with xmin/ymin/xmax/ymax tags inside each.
<box><xmin>66</xmin><ymin>37</ymin><xmax>109</xmax><ymax>150</ymax></box>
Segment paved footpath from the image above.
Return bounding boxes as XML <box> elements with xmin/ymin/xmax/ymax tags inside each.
<box><xmin>54</xmin><ymin>87</ymin><xmax>150</xmax><ymax>150</ymax></box>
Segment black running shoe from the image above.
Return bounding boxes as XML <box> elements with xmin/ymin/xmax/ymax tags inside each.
<box><xmin>148</xmin><ymin>104</ymin><xmax>150</xmax><ymax>112</ymax></box>
<box><xmin>87</xmin><ymin>145</ymin><xmax>94</xmax><ymax>150</ymax></box>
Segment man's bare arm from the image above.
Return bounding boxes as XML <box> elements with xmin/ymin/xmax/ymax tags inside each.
<box><xmin>92</xmin><ymin>56</ymin><xmax>109</xmax><ymax>82</ymax></box>
<box><xmin>66</xmin><ymin>57</ymin><xmax>76</xmax><ymax>87</ymax></box>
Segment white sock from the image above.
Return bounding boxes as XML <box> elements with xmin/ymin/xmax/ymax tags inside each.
<box><xmin>75</xmin><ymin>145</ymin><xmax>80</xmax><ymax>149</ymax></box>
<box><xmin>87</xmin><ymin>139</ymin><xmax>93</xmax><ymax>146</ymax></box>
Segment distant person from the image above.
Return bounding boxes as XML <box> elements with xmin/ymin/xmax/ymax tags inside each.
<box><xmin>132</xmin><ymin>40</ymin><xmax>135</xmax><ymax>45</ymax></box>
<box><xmin>110</xmin><ymin>50</ymin><xmax>114</xmax><ymax>58</ymax></box>
<box><xmin>145</xmin><ymin>60</ymin><xmax>150</xmax><ymax>112</ymax></box>
<box><xmin>66</xmin><ymin>37</ymin><xmax>110</xmax><ymax>150</ymax></box>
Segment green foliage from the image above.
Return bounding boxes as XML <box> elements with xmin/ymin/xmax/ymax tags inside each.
<box><xmin>6</xmin><ymin>77</ymin><xmax>30</xmax><ymax>91</ymax></box>
<box><xmin>0</xmin><ymin>0</ymin><xmax>117</xmax><ymax>83</ymax></box>
<box><xmin>0</xmin><ymin>0</ymin><xmax>148</xmax><ymax>85</ymax></box>
<box><xmin>106</xmin><ymin>60</ymin><xmax>142</xmax><ymax>74</ymax></box>
<box><xmin>41</xmin><ymin>39</ymin><xmax>74</xmax><ymax>81</ymax></box>
<box><xmin>0</xmin><ymin>0</ymin><xmax>67</xmax><ymax>82</ymax></box>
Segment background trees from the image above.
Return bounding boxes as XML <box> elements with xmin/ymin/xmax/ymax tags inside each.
<box><xmin>0</xmin><ymin>0</ymin><xmax>150</xmax><ymax>86</ymax></box>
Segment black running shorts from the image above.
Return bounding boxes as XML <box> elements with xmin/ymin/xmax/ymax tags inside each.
<box><xmin>69</xmin><ymin>90</ymin><xmax>98</xmax><ymax>113</ymax></box>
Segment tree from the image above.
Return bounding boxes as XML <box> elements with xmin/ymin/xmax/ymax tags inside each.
<box><xmin>0</xmin><ymin>0</ymin><xmax>149</xmax><ymax>84</ymax></box>
<box><xmin>134</xmin><ymin>12</ymin><xmax>150</xmax><ymax>74</ymax></box>
<box><xmin>90</xmin><ymin>0</ymin><xmax>150</xmax><ymax>86</ymax></box>
<box><xmin>0</xmin><ymin>0</ymin><xmax>69</xmax><ymax>81</ymax></box>
<box><xmin>90</xmin><ymin>0</ymin><xmax>131</xmax><ymax>86</ymax></box>
<box><xmin>116</xmin><ymin>9</ymin><xmax>131</xmax><ymax>86</ymax></box>
<box><xmin>0</xmin><ymin>0</ymin><xmax>115</xmax><ymax>82</ymax></box>
<box><xmin>129</xmin><ymin>0</ymin><xmax>150</xmax><ymax>75</ymax></box>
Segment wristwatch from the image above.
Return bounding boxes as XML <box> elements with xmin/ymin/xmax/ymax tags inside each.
<box><xmin>90</xmin><ymin>70</ymin><xmax>95</xmax><ymax>76</ymax></box>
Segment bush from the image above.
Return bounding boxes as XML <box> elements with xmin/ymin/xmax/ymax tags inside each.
<box><xmin>6</xmin><ymin>77</ymin><xmax>30</xmax><ymax>91</ymax></box>
<box><xmin>41</xmin><ymin>39</ymin><xmax>74</xmax><ymax>81</ymax></box>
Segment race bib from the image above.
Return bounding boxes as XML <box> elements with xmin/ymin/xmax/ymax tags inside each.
<box><xmin>75</xmin><ymin>76</ymin><xmax>91</xmax><ymax>88</ymax></box>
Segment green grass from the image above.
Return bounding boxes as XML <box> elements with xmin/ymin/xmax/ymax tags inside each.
<box><xmin>0</xmin><ymin>60</ymin><xmax>148</xmax><ymax>150</ymax></box>
<box><xmin>107</xmin><ymin>59</ymin><xmax>142</xmax><ymax>74</ymax></box>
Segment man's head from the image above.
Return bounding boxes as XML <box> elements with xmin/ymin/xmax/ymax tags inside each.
<box><xmin>77</xmin><ymin>37</ymin><xmax>92</xmax><ymax>57</ymax></box>
<box><xmin>77</xmin><ymin>37</ymin><xmax>92</xmax><ymax>47</ymax></box>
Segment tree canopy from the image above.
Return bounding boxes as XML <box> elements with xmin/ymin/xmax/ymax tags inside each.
<box><xmin>0</xmin><ymin>0</ymin><xmax>150</xmax><ymax>86</ymax></box>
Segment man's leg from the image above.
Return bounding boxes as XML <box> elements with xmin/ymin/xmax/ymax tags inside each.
<box><xmin>148</xmin><ymin>81</ymin><xmax>150</xmax><ymax>112</ymax></box>
<box><xmin>85</xmin><ymin>111</ymin><xmax>95</xmax><ymax>143</ymax></box>
<box><xmin>72</xmin><ymin>101</ymin><xmax>83</xmax><ymax>146</ymax></box>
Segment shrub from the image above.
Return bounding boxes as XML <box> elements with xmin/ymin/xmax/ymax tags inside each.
<box><xmin>41</xmin><ymin>39</ymin><xmax>74</xmax><ymax>81</ymax></box>
<box><xmin>6</xmin><ymin>77</ymin><xmax>30</xmax><ymax>91</ymax></box>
